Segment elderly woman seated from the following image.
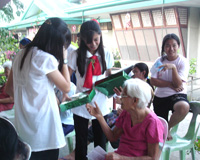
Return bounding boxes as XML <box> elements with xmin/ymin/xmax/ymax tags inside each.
<box><xmin>0</xmin><ymin>61</ymin><xmax>14</xmax><ymax>112</ymax></box>
<box><xmin>86</xmin><ymin>78</ymin><xmax>164</xmax><ymax>160</ymax></box>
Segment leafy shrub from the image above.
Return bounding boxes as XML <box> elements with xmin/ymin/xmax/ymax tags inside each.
<box><xmin>112</xmin><ymin>48</ymin><xmax>121</xmax><ymax>60</ymax></box>
<box><xmin>194</xmin><ymin>136</ymin><xmax>200</xmax><ymax>154</ymax></box>
<box><xmin>0</xmin><ymin>28</ymin><xmax>19</xmax><ymax>65</ymax></box>
<box><xmin>189</xmin><ymin>58</ymin><xmax>197</xmax><ymax>75</ymax></box>
<box><xmin>114</xmin><ymin>60</ymin><xmax>121</xmax><ymax>68</ymax></box>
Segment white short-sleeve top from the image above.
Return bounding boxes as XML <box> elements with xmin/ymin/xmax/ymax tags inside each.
<box><xmin>67</xmin><ymin>44</ymin><xmax>77</xmax><ymax>62</ymax></box>
<box><xmin>68</xmin><ymin>48</ymin><xmax>114</xmax><ymax>119</ymax></box>
<box><xmin>12</xmin><ymin>47</ymin><xmax>66</xmax><ymax>151</ymax></box>
<box><xmin>151</xmin><ymin>55</ymin><xmax>189</xmax><ymax>98</ymax></box>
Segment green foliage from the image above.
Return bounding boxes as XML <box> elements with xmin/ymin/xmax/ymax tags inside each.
<box><xmin>71</xmin><ymin>41</ymin><xmax>79</xmax><ymax>48</ymax></box>
<box><xmin>0</xmin><ymin>28</ymin><xmax>19</xmax><ymax>65</ymax></box>
<box><xmin>114</xmin><ymin>60</ymin><xmax>121</xmax><ymax>68</ymax></box>
<box><xmin>112</xmin><ymin>48</ymin><xmax>121</xmax><ymax>60</ymax></box>
<box><xmin>194</xmin><ymin>136</ymin><xmax>200</xmax><ymax>154</ymax></box>
<box><xmin>189</xmin><ymin>58</ymin><xmax>197</xmax><ymax>75</ymax></box>
<box><xmin>0</xmin><ymin>0</ymin><xmax>24</xmax><ymax>23</ymax></box>
<box><xmin>0</xmin><ymin>76</ymin><xmax>6</xmax><ymax>86</ymax></box>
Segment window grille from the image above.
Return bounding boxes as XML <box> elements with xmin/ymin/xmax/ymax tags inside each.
<box><xmin>131</xmin><ymin>12</ymin><xmax>141</xmax><ymax>28</ymax></box>
<box><xmin>141</xmin><ymin>11</ymin><xmax>152</xmax><ymax>27</ymax></box>
<box><xmin>111</xmin><ymin>15</ymin><xmax>122</xmax><ymax>29</ymax></box>
<box><xmin>178</xmin><ymin>8</ymin><xmax>188</xmax><ymax>25</ymax></box>
<box><xmin>164</xmin><ymin>8</ymin><xmax>177</xmax><ymax>25</ymax></box>
<box><xmin>152</xmin><ymin>9</ymin><xmax>163</xmax><ymax>27</ymax></box>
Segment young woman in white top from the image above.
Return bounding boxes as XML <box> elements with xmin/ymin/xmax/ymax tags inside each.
<box><xmin>5</xmin><ymin>18</ymin><xmax>71</xmax><ymax>160</ymax></box>
<box><xmin>150</xmin><ymin>33</ymin><xmax>190</xmax><ymax>140</ymax></box>
<box><xmin>68</xmin><ymin>20</ymin><xmax>114</xmax><ymax>160</ymax></box>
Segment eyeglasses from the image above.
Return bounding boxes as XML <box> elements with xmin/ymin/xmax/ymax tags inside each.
<box><xmin>121</xmin><ymin>94</ymin><xmax>129</xmax><ymax>98</ymax></box>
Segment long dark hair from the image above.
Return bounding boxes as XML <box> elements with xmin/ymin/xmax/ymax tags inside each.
<box><xmin>0</xmin><ymin>117</ymin><xmax>28</xmax><ymax>160</ymax></box>
<box><xmin>161</xmin><ymin>33</ymin><xmax>180</xmax><ymax>61</ymax></box>
<box><xmin>77</xmin><ymin>20</ymin><xmax>106</xmax><ymax>77</ymax></box>
<box><xmin>134</xmin><ymin>63</ymin><xmax>149</xmax><ymax>79</ymax></box>
<box><xmin>20</xmin><ymin>18</ymin><xmax>71</xmax><ymax>71</ymax></box>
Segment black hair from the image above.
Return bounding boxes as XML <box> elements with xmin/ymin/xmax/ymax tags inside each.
<box><xmin>77</xmin><ymin>20</ymin><xmax>106</xmax><ymax>77</ymax></box>
<box><xmin>134</xmin><ymin>63</ymin><xmax>149</xmax><ymax>79</ymax></box>
<box><xmin>0</xmin><ymin>118</ymin><xmax>28</xmax><ymax>160</ymax></box>
<box><xmin>20</xmin><ymin>38</ymin><xmax>31</xmax><ymax>46</ymax></box>
<box><xmin>161</xmin><ymin>33</ymin><xmax>180</xmax><ymax>61</ymax></box>
<box><xmin>20</xmin><ymin>17</ymin><xmax>71</xmax><ymax>71</ymax></box>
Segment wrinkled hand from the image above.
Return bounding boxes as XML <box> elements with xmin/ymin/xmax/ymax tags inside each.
<box><xmin>105</xmin><ymin>152</ymin><xmax>122</xmax><ymax>160</ymax></box>
<box><xmin>86</xmin><ymin>102</ymin><xmax>102</xmax><ymax>118</ymax></box>
<box><xmin>113</xmin><ymin>87</ymin><xmax>123</xmax><ymax>96</ymax></box>
<box><xmin>117</xmin><ymin>108</ymin><xmax>123</xmax><ymax>115</ymax></box>
<box><xmin>62</xmin><ymin>93</ymin><xmax>72</xmax><ymax>102</ymax></box>
<box><xmin>159</xmin><ymin>63</ymin><xmax>175</xmax><ymax>71</ymax></box>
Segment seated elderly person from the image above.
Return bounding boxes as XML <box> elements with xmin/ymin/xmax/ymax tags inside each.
<box><xmin>0</xmin><ymin>61</ymin><xmax>14</xmax><ymax>112</ymax></box>
<box><xmin>0</xmin><ymin>116</ymin><xmax>31</xmax><ymax>160</ymax></box>
<box><xmin>86</xmin><ymin>78</ymin><xmax>164</xmax><ymax>160</ymax></box>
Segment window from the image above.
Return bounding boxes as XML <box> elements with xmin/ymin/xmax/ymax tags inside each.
<box><xmin>164</xmin><ymin>8</ymin><xmax>177</xmax><ymax>26</ymax></box>
<box><xmin>111</xmin><ymin>15</ymin><xmax>122</xmax><ymax>29</ymax></box>
<box><xmin>152</xmin><ymin>9</ymin><xmax>163</xmax><ymax>27</ymax></box>
<box><xmin>141</xmin><ymin>11</ymin><xmax>152</xmax><ymax>27</ymax></box>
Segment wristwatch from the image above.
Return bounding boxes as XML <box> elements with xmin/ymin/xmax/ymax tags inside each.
<box><xmin>64</xmin><ymin>59</ymin><xmax>68</xmax><ymax>64</ymax></box>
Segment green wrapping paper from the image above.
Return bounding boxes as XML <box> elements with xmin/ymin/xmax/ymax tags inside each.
<box><xmin>59</xmin><ymin>66</ymin><xmax>133</xmax><ymax>111</ymax></box>
<box><xmin>59</xmin><ymin>89</ymin><xmax>96</xmax><ymax>112</ymax></box>
<box><xmin>94</xmin><ymin>71</ymin><xmax>131</xmax><ymax>97</ymax></box>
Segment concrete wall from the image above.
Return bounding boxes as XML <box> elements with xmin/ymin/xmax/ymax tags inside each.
<box><xmin>102</xmin><ymin>30</ymin><xmax>118</xmax><ymax>54</ymax></box>
<box><xmin>187</xmin><ymin>7</ymin><xmax>200</xmax><ymax>77</ymax></box>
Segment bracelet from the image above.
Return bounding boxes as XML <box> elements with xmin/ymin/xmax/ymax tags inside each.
<box><xmin>63</xmin><ymin>59</ymin><xmax>68</xmax><ymax>64</ymax></box>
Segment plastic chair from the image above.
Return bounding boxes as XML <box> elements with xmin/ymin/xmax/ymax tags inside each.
<box><xmin>158</xmin><ymin>116</ymin><xmax>168</xmax><ymax>158</ymax></box>
<box><xmin>65</xmin><ymin>130</ymin><xmax>75</xmax><ymax>153</ymax></box>
<box><xmin>24</xmin><ymin>142</ymin><xmax>32</xmax><ymax>160</ymax></box>
<box><xmin>160</xmin><ymin>101</ymin><xmax>200</xmax><ymax>160</ymax></box>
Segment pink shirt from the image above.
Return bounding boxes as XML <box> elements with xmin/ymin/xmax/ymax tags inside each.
<box><xmin>115</xmin><ymin>110</ymin><xmax>164</xmax><ymax>157</ymax></box>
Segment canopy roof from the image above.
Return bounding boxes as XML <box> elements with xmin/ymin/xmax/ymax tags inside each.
<box><xmin>4</xmin><ymin>0</ymin><xmax>200</xmax><ymax>30</ymax></box>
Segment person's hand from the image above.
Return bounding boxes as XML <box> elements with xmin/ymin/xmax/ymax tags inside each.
<box><xmin>168</xmin><ymin>82</ymin><xmax>184</xmax><ymax>92</ymax></box>
<box><xmin>86</xmin><ymin>102</ymin><xmax>103</xmax><ymax>119</ymax></box>
<box><xmin>105</xmin><ymin>152</ymin><xmax>122</xmax><ymax>160</ymax></box>
<box><xmin>113</xmin><ymin>87</ymin><xmax>123</xmax><ymax>96</ymax></box>
<box><xmin>62</xmin><ymin>93</ymin><xmax>72</xmax><ymax>102</ymax></box>
<box><xmin>159</xmin><ymin>63</ymin><xmax>176</xmax><ymax>71</ymax></box>
<box><xmin>172</xmin><ymin>86</ymin><xmax>184</xmax><ymax>92</ymax></box>
<box><xmin>117</xmin><ymin>108</ymin><xmax>123</xmax><ymax>115</ymax></box>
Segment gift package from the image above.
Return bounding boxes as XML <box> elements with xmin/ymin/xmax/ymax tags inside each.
<box><xmin>60</xmin><ymin>66</ymin><xmax>133</xmax><ymax>111</ymax></box>
<box><xmin>60</xmin><ymin>89</ymin><xmax>96</xmax><ymax>112</ymax></box>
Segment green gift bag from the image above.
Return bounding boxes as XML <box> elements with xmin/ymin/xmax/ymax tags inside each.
<box><xmin>59</xmin><ymin>89</ymin><xmax>96</xmax><ymax>112</ymax></box>
<box><xmin>94</xmin><ymin>71</ymin><xmax>131</xmax><ymax>97</ymax></box>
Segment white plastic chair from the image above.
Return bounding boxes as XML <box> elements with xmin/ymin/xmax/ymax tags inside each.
<box><xmin>158</xmin><ymin>116</ymin><xmax>168</xmax><ymax>159</ymax></box>
<box><xmin>160</xmin><ymin>101</ymin><xmax>200</xmax><ymax>160</ymax></box>
<box><xmin>24</xmin><ymin>142</ymin><xmax>32</xmax><ymax>160</ymax></box>
<box><xmin>65</xmin><ymin>130</ymin><xmax>76</xmax><ymax>153</ymax></box>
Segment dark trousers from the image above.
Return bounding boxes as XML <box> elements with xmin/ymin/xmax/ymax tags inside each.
<box><xmin>30</xmin><ymin>149</ymin><xmax>59</xmax><ymax>160</ymax></box>
<box><xmin>74</xmin><ymin>114</ymin><xmax>107</xmax><ymax>160</ymax></box>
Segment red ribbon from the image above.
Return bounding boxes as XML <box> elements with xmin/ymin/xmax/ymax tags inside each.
<box><xmin>83</xmin><ymin>55</ymin><xmax>101</xmax><ymax>89</ymax></box>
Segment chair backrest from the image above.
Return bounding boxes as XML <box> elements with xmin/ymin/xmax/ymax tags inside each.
<box><xmin>158</xmin><ymin>116</ymin><xmax>168</xmax><ymax>149</ymax></box>
<box><xmin>24</xmin><ymin>142</ymin><xmax>32</xmax><ymax>160</ymax></box>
